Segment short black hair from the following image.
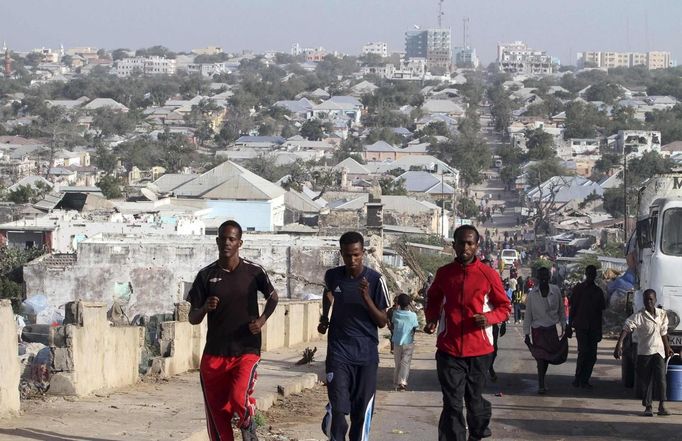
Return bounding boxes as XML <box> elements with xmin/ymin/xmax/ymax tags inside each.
<box><xmin>397</xmin><ymin>293</ymin><xmax>411</xmax><ymax>308</ymax></box>
<box><xmin>339</xmin><ymin>231</ymin><xmax>364</xmax><ymax>248</ymax></box>
<box><xmin>585</xmin><ymin>265</ymin><xmax>597</xmax><ymax>278</ymax></box>
<box><xmin>454</xmin><ymin>224</ymin><xmax>480</xmax><ymax>242</ymax></box>
<box><xmin>218</xmin><ymin>220</ymin><xmax>243</xmax><ymax>238</ymax></box>
<box><xmin>643</xmin><ymin>288</ymin><xmax>657</xmax><ymax>298</ymax></box>
<box><xmin>537</xmin><ymin>266</ymin><xmax>550</xmax><ymax>276</ymax></box>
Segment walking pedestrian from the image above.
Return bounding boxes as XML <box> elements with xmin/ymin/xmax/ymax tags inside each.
<box><xmin>387</xmin><ymin>295</ymin><xmax>400</xmax><ymax>354</ymax></box>
<box><xmin>425</xmin><ymin>225</ymin><xmax>511</xmax><ymax>441</ymax></box>
<box><xmin>391</xmin><ymin>293</ymin><xmax>419</xmax><ymax>391</ymax></box>
<box><xmin>614</xmin><ymin>289</ymin><xmax>674</xmax><ymax>417</ymax></box>
<box><xmin>570</xmin><ymin>265</ymin><xmax>606</xmax><ymax>389</ymax></box>
<box><xmin>524</xmin><ymin>266</ymin><xmax>568</xmax><ymax>394</ymax></box>
<box><xmin>187</xmin><ymin>220</ymin><xmax>279</xmax><ymax>441</ymax></box>
<box><xmin>318</xmin><ymin>231</ymin><xmax>390</xmax><ymax>441</ymax></box>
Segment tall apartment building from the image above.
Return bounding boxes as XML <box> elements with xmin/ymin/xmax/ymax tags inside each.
<box><xmin>405</xmin><ymin>28</ymin><xmax>452</xmax><ymax>72</ymax></box>
<box><xmin>116</xmin><ymin>56</ymin><xmax>176</xmax><ymax>77</ymax></box>
<box><xmin>362</xmin><ymin>42</ymin><xmax>388</xmax><ymax>58</ymax></box>
<box><xmin>453</xmin><ymin>47</ymin><xmax>479</xmax><ymax>68</ymax></box>
<box><xmin>577</xmin><ymin>50</ymin><xmax>672</xmax><ymax>70</ymax></box>
<box><xmin>497</xmin><ymin>41</ymin><xmax>554</xmax><ymax>75</ymax></box>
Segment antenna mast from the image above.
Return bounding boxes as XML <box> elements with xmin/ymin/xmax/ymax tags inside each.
<box><xmin>438</xmin><ymin>0</ymin><xmax>444</xmax><ymax>28</ymax></box>
<box><xmin>463</xmin><ymin>17</ymin><xmax>470</xmax><ymax>48</ymax></box>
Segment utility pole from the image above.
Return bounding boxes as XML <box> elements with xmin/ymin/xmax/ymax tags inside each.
<box><xmin>623</xmin><ymin>153</ymin><xmax>628</xmax><ymax>238</ymax></box>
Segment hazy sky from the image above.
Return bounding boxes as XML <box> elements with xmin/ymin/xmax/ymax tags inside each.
<box><xmin>2</xmin><ymin>0</ymin><xmax>681</xmax><ymax>64</ymax></box>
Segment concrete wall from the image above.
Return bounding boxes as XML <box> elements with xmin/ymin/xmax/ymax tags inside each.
<box><xmin>24</xmin><ymin>234</ymin><xmax>338</xmax><ymax>324</ymax></box>
<box><xmin>0</xmin><ymin>300</ymin><xmax>20</xmax><ymax>417</ymax></box>
<box><xmin>149</xmin><ymin>313</ymin><xmax>207</xmax><ymax>378</ymax></box>
<box><xmin>261</xmin><ymin>301</ymin><xmax>286</xmax><ymax>352</ymax></box>
<box><xmin>49</xmin><ymin>301</ymin><xmax>144</xmax><ymax>396</ymax></box>
<box><xmin>282</xmin><ymin>301</ymin><xmax>323</xmax><ymax>348</ymax></box>
<box><xmin>146</xmin><ymin>300</ymin><xmax>320</xmax><ymax>378</ymax></box>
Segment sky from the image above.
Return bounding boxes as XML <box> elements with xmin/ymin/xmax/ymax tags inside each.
<box><xmin>2</xmin><ymin>0</ymin><xmax>681</xmax><ymax>65</ymax></box>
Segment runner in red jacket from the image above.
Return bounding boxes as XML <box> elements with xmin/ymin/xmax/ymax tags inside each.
<box><xmin>425</xmin><ymin>225</ymin><xmax>511</xmax><ymax>441</ymax></box>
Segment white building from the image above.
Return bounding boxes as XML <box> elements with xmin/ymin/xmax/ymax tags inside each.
<box><xmin>186</xmin><ymin>62</ymin><xmax>232</xmax><ymax>77</ymax></box>
<box><xmin>497</xmin><ymin>41</ymin><xmax>554</xmax><ymax>75</ymax></box>
<box><xmin>577</xmin><ymin>50</ymin><xmax>673</xmax><ymax>70</ymax></box>
<box><xmin>617</xmin><ymin>130</ymin><xmax>661</xmax><ymax>157</ymax></box>
<box><xmin>360</xmin><ymin>64</ymin><xmax>395</xmax><ymax>79</ymax></box>
<box><xmin>362</xmin><ymin>42</ymin><xmax>388</xmax><ymax>58</ymax></box>
<box><xmin>115</xmin><ymin>57</ymin><xmax>176</xmax><ymax>77</ymax></box>
<box><xmin>191</xmin><ymin>46</ymin><xmax>223</xmax><ymax>56</ymax></box>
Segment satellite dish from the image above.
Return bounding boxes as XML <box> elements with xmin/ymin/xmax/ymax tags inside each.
<box><xmin>140</xmin><ymin>187</ymin><xmax>158</xmax><ymax>201</ymax></box>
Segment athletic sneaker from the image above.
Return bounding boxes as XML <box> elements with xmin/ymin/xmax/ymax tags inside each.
<box><xmin>240</xmin><ymin>419</ymin><xmax>258</xmax><ymax>441</ymax></box>
<box><xmin>321</xmin><ymin>402</ymin><xmax>332</xmax><ymax>437</ymax></box>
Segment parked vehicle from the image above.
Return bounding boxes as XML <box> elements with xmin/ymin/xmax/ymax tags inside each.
<box><xmin>500</xmin><ymin>249</ymin><xmax>519</xmax><ymax>267</ymax></box>
<box><xmin>621</xmin><ymin>172</ymin><xmax>682</xmax><ymax>388</ymax></box>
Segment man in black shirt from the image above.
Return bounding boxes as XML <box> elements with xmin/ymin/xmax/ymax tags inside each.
<box><xmin>187</xmin><ymin>220</ymin><xmax>278</xmax><ymax>441</ymax></box>
<box><xmin>569</xmin><ymin>265</ymin><xmax>606</xmax><ymax>389</ymax></box>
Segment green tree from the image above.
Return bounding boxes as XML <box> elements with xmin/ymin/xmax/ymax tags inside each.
<box><xmin>602</xmin><ymin>186</ymin><xmax>625</xmax><ymax>218</ymax></box>
<box><xmin>111</xmin><ymin>48</ymin><xmax>131</xmax><ymax>60</ymax></box>
<box><xmin>457</xmin><ymin>197</ymin><xmax>479</xmax><ymax>219</ymax></box>
<box><xmin>584</xmin><ymin>82</ymin><xmax>622</xmax><ymax>104</ymax></box>
<box><xmin>136</xmin><ymin>45</ymin><xmax>176</xmax><ymax>59</ymax></box>
<box><xmin>332</xmin><ymin>136</ymin><xmax>364</xmax><ymax>164</ymax></box>
<box><xmin>525</xmin><ymin>128</ymin><xmax>555</xmax><ymax>161</ymax></box>
<box><xmin>365</xmin><ymin>127</ymin><xmax>403</xmax><ymax>146</ymax></box>
<box><xmin>379</xmin><ymin>177</ymin><xmax>407</xmax><ymax>195</ymax></box>
<box><xmin>96</xmin><ymin>175</ymin><xmax>123</xmax><ymax>199</ymax></box>
<box><xmin>645</xmin><ymin>105</ymin><xmax>682</xmax><ymax>144</ymax></box>
<box><xmin>0</xmin><ymin>247</ymin><xmax>47</xmax><ymax>311</ymax></box>
<box><xmin>300</xmin><ymin>119</ymin><xmax>325</xmax><ymax>141</ymax></box>
<box><xmin>95</xmin><ymin>144</ymin><xmax>118</xmax><ymax>175</ymax></box>
<box><xmin>92</xmin><ymin>108</ymin><xmax>137</xmax><ymax>138</ymax></box>
<box><xmin>7</xmin><ymin>185</ymin><xmax>34</xmax><ymax>204</ymax></box>
<box><xmin>563</xmin><ymin>101</ymin><xmax>607</xmax><ymax>139</ymax></box>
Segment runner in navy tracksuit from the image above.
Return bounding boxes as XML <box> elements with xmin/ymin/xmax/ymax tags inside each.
<box><xmin>318</xmin><ymin>231</ymin><xmax>390</xmax><ymax>441</ymax></box>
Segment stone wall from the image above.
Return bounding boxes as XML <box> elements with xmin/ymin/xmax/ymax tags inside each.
<box><xmin>49</xmin><ymin>301</ymin><xmax>144</xmax><ymax>396</ymax></box>
<box><xmin>24</xmin><ymin>234</ymin><xmax>339</xmax><ymax>324</ymax></box>
<box><xmin>0</xmin><ymin>300</ymin><xmax>20</xmax><ymax>417</ymax></box>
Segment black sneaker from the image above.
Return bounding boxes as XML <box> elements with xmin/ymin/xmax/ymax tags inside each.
<box><xmin>240</xmin><ymin>419</ymin><xmax>258</xmax><ymax>441</ymax></box>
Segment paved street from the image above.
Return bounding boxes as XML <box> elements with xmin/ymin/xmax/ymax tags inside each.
<box><xmin>265</xmin><ymin>329</ymin><xmax>682</xmax><ymax>441</ymax></box>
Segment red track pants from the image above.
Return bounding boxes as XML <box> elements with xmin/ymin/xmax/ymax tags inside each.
<box><xmin>200</xmin><ymin>353</ymin><xmax>259</xmax><ymax>441</ymax></box>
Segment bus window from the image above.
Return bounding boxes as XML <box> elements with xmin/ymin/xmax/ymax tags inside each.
<box><xmin>637</xmin><ymin>218</ymin><xmax>651</xmax><ymax>249</ymax></box>
<box><xmin>661</xmin><ymin>208</ymin><xmax>682</xmax><ymax>256</ymax></box>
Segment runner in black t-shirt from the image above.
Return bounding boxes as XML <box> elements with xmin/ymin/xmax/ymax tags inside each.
<box><xmin>187</xmin><ymin>220</ymin><xmax>278</xmax><ymax>441</ymax></box>
<box><xmin>318</xmin><ymin>231</ymin><xmax>390</xmax><ymax>441</ymax></box>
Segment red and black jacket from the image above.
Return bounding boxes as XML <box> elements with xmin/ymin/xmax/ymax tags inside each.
<box><xmin>426</xmin><ymin>258</ymin><xmax>511</xmax><ymax>357</ymax></box>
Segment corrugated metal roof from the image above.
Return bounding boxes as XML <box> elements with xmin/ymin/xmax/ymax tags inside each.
<box><xmin>173</xmin><ymin>161</ymin><xmax>285</xmax><ymax>200</ymax></box>
<box><xmin>153</xmin><ymin>173</ymin><xmax>199</xmax><ymax>193</ymax></box>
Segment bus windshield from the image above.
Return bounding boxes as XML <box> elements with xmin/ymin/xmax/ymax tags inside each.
<box><xmin>661</xmin><ymin>208</ymin><xmax>682</xmax><ymax>256</ymax></box>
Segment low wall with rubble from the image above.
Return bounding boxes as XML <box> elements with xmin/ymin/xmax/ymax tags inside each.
<box><xmin>49</xmin><ymin>301</ymin><xmax>144</xmax><ymax>396</ymax></box>
<box><xmin>147</xmin><ymin>300</ymin><xmax>321</xmax><ymax>378</ymax></box>
<box><xmin>0</xmin><ymin>300</ymin><xmax>20</xmax><ymax>417</ymax></box>
<box><xmin>1</xmin><ymin>299</ymin><xmax>323</xmax><ymax>400</ymax></box>
<box><xmin>148</xmin><ymin>303</ymin><xmax>207</xmax><ymax>378</ymax></box>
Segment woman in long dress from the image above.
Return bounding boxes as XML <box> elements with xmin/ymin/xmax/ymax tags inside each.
<box><xmin>523</xmin><ymin>266</ymin><xmax>568</xmax><ymax>394</ymax></box>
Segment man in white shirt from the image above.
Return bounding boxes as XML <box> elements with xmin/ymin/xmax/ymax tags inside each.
<box><xmin>614</xmin><ymin>289</ymin><xmax>674</xmax><ymax>416</ymax></box>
